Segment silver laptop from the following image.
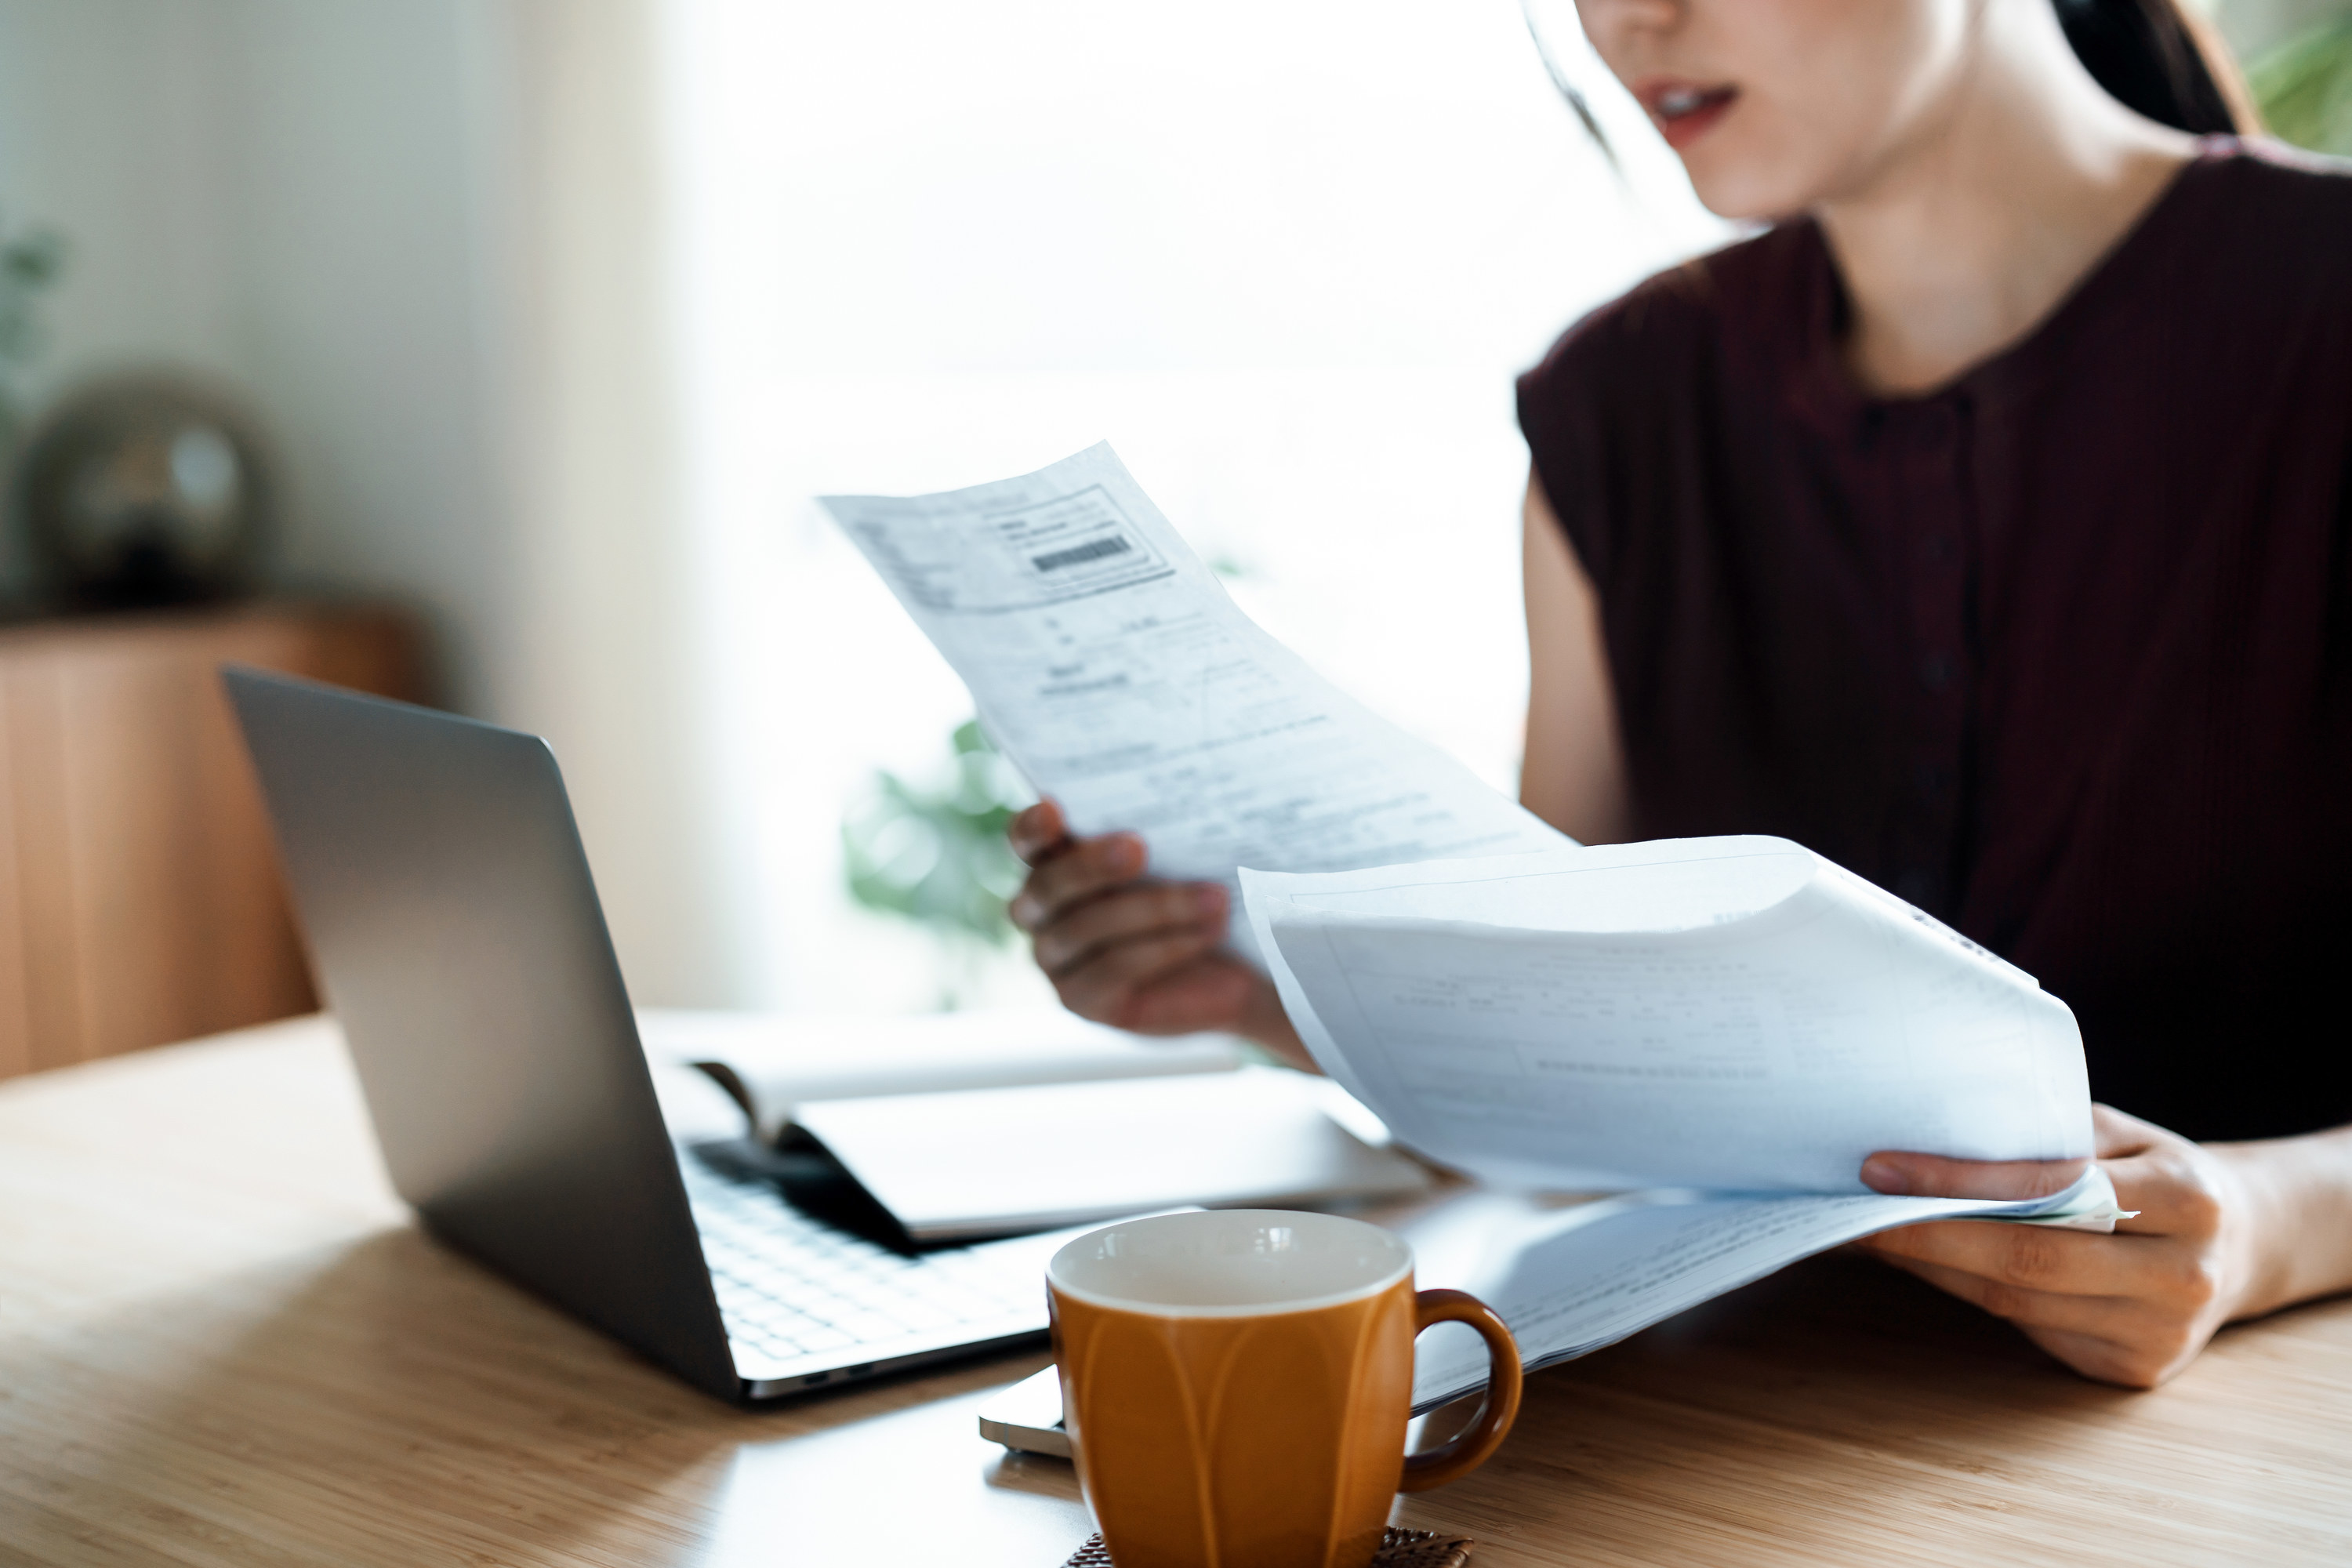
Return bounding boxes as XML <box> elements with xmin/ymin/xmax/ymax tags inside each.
<box><xmin>225</xmin><ymin>666</ymin><xmax>1074</xmax><ymax>1403</ymax></box>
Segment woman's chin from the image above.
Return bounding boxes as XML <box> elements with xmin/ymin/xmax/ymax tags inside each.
<box><xmin>1682</xmin><ymin>161</ymin><xmax>1820</xmax><ymax>225</ymax></box>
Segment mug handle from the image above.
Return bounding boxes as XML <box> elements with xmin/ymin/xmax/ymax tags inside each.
<box><xmin>1398</xmin><ymin>1288</ymin><xmax>1523</xmax><ymax>1493</ymax></box>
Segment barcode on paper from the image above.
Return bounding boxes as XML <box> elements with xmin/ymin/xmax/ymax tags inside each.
<box><xmin>1031</xmin><ymin>535</ymin><xmax>1134</xmax><ymax>573</ymax></box>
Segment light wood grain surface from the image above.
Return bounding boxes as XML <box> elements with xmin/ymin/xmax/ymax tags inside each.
<box><xmin>2</xmin><ymin>1018</ymin><xmax>2347</xmax><ymax>1566</ymax></box>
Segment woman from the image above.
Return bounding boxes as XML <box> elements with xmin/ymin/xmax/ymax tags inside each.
<box><xmin>1005</xmin><ymin>0</ymin><xmax>2352</xmax><ymax>1388</ymax></box>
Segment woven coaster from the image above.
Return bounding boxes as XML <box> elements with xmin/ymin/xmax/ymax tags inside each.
<box><xmin>1061</xmin><ymin>1526</ymin><xmax>1473</xmax><ymax>1567</ymax></box>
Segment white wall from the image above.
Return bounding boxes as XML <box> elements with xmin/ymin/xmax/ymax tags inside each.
<box><xmin>0</xmin><ymin>0</ymin><xmax>1718</xmax><ymax>1018</ymax></box>
<box><xmin>0</xmin><ymin>2</ymin><xmax>509</xmax><ymax>705</ymax></box>
<box><xmin>660</xmin><ymin>0</ymin><xmax>1723</xmax><ymax>1014</ymax></box>
<box><xmin>0</xmin><ymin>2</ymin><xmax>236</xmax><ymax>527</ymax></box>
<box><xmin>0</xmin><ymin>0</ymin><xmax>729</xmax><ymax>1007</ymax></box>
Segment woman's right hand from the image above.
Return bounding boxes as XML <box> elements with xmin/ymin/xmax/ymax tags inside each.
<box><xmin>1007</xmin><ymin>799</ymin><xmax>1307</xmax><ymax>1065</ymax></box>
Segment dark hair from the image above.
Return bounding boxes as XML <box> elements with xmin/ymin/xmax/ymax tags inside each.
<box><xmin>2053</xmin><ymin>0</ymin><xmax>2257</xmax><ymax>135</ymax></box>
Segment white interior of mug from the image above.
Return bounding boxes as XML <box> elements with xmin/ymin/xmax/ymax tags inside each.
<box><xmin>1048</xmin><ymin>1209</ymin><xmax>1413</xmax><ymax>1317</ymax></box>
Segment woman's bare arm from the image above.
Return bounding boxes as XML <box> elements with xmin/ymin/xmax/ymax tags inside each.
<box><xmin>1520</xmin><ymin>473</ymin><xmax>1630</xmax><ymax>844</ymax></box>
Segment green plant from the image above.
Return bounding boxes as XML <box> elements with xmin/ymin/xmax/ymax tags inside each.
<box><xmin>2249</xmin><ymin>13</ymin><xmax>2352</xmax><ymax>155</ymax></box>
<box><xmin>0</xmin><ymin>216</ymin><xmax>66</xmax><ymax>450</ymax></box>
<box><xmin>842</xmin><ymin>717</ymin><xmax>1033</xmax><ymax>962</ymax></box>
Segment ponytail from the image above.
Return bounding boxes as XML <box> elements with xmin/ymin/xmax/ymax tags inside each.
<box><xmin>2053</xmin><ymin>0</ymin><xmax>2262</xmax><ymax>136</ymax></box>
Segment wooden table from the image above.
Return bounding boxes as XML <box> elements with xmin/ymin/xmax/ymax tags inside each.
<box><xmin>3</xmin><ymin>1019</ymin><xmax>2347</xmax><ymax>1566</ymax></box>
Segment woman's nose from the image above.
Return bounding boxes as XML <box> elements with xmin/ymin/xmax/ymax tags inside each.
<box><xmin>1572</xmin><ymin>0</ymin><xmax>1686</xmax><ymax>42</ymax></box>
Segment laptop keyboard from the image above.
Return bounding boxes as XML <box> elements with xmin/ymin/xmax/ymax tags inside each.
<box><xmin>683</xmin><ymin>1160</ymin><xmax>1048</xmax><ymax>1367</ymax></box>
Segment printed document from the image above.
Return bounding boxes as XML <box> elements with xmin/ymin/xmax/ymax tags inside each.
<box><xmin>1240</xmin><ymin>837</ymin><xmax>2128</xmax><ymax>1405</ymax></box>
<box><xmin>828</xmin><ymin>449</ymin><xmax>2128</xmax><ymax>1396</ymax></box>
<box><xmin>1240</xmin><ymin>838</ymin><xmax>2092</xmax><ymax>1192</ymax></box>
<box><xmin>1397</xmin><ymin>1181</ymin><xmax>2119</xmax><ymax>1408</ymax></box>
<box><xmin>820</xmin><ymin>444</ymin><xmax>1567</xmax><ymax>960</ymax></box>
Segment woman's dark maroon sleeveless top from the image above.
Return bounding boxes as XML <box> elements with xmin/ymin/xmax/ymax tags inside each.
<box><xmin>1516</xmin><ymin>140</ymin><xmax>2352</xmax><ymax>1142</ymax></box>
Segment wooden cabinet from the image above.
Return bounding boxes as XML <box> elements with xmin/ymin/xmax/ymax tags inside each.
<box><xmin>0</xmin><ymin>602</ymin><xmax>423</xmax><ymax>1080</ymax></box>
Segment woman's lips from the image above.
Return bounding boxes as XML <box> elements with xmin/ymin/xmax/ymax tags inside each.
<box><xmin>1637</xmin><ymin>81</ymin><xmax>1739</xmax><ymax>151</ymax></box>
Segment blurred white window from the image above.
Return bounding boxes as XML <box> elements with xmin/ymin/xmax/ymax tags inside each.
<box><xmin>658</xmin><ymin>0</ymin><xmax>1723</xmax><ymax>1011</ymax></box>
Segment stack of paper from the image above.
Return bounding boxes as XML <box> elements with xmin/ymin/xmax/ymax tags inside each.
<box><xmin>825</xmin><ymin>447</ymin><xmax>2125</xmax><ymax>1399</ymax></box>
<box><xmin>1240</xmin><ymin>839</ymin><xmax>2090</xmax><ymax>1193</ymax></box>
<box><xmin>1238</xmin><ymin>840</ymin><xmax>2125</xmax><ymax>1406</ymax></box>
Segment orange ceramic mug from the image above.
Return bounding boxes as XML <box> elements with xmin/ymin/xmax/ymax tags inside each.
<box><xmin>1047</xmin><ymin>1209</ymin><xmax>1522</xmax><ymax>1568</ymax></box>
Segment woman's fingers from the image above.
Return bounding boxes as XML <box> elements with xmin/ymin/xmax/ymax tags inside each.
<box><xmin>1860</xmin><ymin>1150</ymin><xmax>2089</xmax><ymax>1202</ymax></box>
<box><xmin>2015</xmin><ymin>1323</ymin><xmax>2189</xmax><ymax>1390</ymax></box>
<box><xmin>2082</xmin><ymin>1105</ymin><xmax>2225</xmax><ymax>1240</ymax></box>
<box><xmin>1861</xmin><ymin>1221</ymin><xmax>2206</xmax><ymax>1321</ymax></box>
<box><xmin>1860</xmin><ymin>1218</ymin><xmax>2141</xmax><ymax>1299</ymax></box>
<box><xmin>1007</xmin><ymin>832</ymin><xmax>1147</xmax><ymax>931</ymax></box>
<box><xmin>1113</xmin><ymin>955</ymin><xmax>1260</xmax><ymax>1036</ymax></box>
<box><xmin>1870</xmin><ymin>1237</ymin><xmax>2205</xmax><ymax>1387</ymax></box>
<box><xmin>1007</xmin><ymin>800</ymin><xmax>1069</xmax><ymax>866</ymax></box>
<box><xmin>1857</xmin><ymin>1105</ymin><xmax>2180</xmax><ymax>1212</ymax></box>
<box><xmin>2102</xmin><ymin>1143</ymin><xmax>2227</xmax><ymax>1239</ymax></box>
<box><xmin>1857</xmin><ymin>1106</ymin><xmax>2246</xmax><ymax>1389</ymax></box>
<box><xmin>1004</xmin><ymin>804</ymin><xmax>1249</xmax><ymax>1034</ymax></box>
<box><xmin>2090</xmin><ymin>1102</ymin><xmax>2165</xmax><ymax>1160</ymax></box>
<box><xmin>1002</xmin><ymin>808</ymin><xmax>1281</xmax><ymax>1044</ymax></box>
<box><xmin>1871</xmin><ymin>1250</ymin><xmax>2147</xmax><ymax>1338</ymax></box>
<box><xmin>1876</xmin><ymin>1243</ymin><xmax>2211</xmax><ymax>1388</ymax></box>
<box><xmin>1057</xmin><ymin>927</ymin><xmax>1229</xmax><ymax>1022</ymax></box>
<box><xmin>1033</xmin><ymin>882</ymin><xmax>1228</xmax><ymax>977</ymax></box>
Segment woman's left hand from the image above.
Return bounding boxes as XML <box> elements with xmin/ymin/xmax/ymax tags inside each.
<box><xmin>1853</xmin><ymin>1105</ymin><xmax>2266</xmax><ymax>1388</ymax></box>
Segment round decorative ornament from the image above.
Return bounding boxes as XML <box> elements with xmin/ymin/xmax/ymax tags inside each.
<box><xmin>13</xmin><ymin>377</ymin><xmax>271</xmax><ymax>609</ymax></box>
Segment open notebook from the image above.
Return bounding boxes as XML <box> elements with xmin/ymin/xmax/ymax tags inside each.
<box><xmin>639</xmin><ymin>1010</ymin><xmax>1430</xmax><ymax>1243</ymax></box>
